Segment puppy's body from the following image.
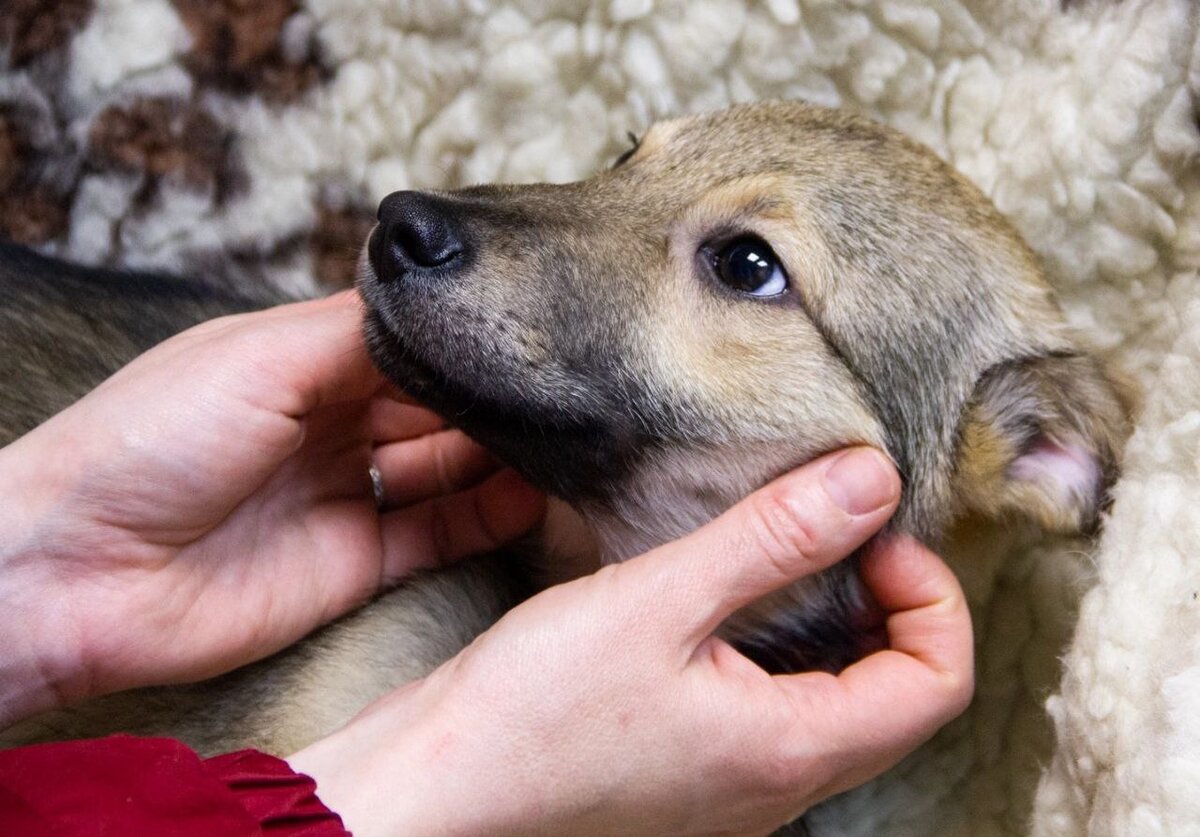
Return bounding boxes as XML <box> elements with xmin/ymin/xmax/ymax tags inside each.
<box><xmin>0</xmin><ymin>103</ymin><xmax>1129</xmax><ymax>764</ymax></box>
<box><xmin>0</xmin><ymin>243</ymin><xmax>268</xmax><ymax>441</ymax></box>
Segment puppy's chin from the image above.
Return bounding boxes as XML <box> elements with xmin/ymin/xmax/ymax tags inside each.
<box><xmin>362</xmin><ymin>306</ymin><xmax>644</xmax><ymax>504</ymax></box>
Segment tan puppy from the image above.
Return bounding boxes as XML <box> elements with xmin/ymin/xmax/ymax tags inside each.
<box><xmin>1</xmin><ymin>101</ymin><xmax>1129</xmax><ymax>755</ymax></box>
<box><xmin>361</xmin><ymin>101</ymin><xmax>1128</xmax><ymax>672</ymax></box>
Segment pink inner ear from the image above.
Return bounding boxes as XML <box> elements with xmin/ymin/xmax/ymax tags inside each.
<box><xmin>1008</xmin><ymin>436</ymin><xmax>1102</xmax><ymax>505</ymax></box>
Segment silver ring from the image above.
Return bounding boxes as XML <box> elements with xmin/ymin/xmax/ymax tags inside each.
<box><xmin>368</xmin><ymin>463</ymin><xmax>385</xmax><ymax>510</ymax></box>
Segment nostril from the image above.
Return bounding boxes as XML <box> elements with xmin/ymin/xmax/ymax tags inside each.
<box><xmin>391</xmin><ymin>214</ymin><xmax>462</xmax><ymax>268</ymax></box>
<box><xmin>372</xmin><ymin>190</ymin><xmax>466</xmax><ymax>280</ymax></box>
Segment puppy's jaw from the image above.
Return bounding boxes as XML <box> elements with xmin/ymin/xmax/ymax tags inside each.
<box><xmin>364</xmin><ymin>304</ymin><xmax>647</xmax><ymax>503</ymax></box>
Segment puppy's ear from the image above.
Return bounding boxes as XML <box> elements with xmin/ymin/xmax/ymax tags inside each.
<box><xmin>956</xmin><ymin>354</ymin><xmax>1133</xmax><ymax>534</ymax></box>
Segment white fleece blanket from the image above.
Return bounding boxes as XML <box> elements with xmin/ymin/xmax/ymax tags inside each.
<box><xmin>11</xmin><ymin>0</ymin><xmax>1200</xmax><ymax>833</ymax></box>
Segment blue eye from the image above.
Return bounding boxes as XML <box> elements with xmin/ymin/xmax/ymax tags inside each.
<box><xmin>713</xmin><ymin>238</ymin><xmax>788</xmax><ymax>297</ymax></box>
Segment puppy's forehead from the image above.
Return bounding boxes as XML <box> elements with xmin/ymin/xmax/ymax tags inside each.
<box><xmin>623</xmin><ymin>102</ymin><xmax>902</xmax><ymax>182</ymax></box>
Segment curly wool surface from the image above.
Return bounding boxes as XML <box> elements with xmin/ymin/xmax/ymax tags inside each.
<box><xmin>1</xmin><ymin>0</ymin><xmax>1197</xmax><ymax>834</ymax></box>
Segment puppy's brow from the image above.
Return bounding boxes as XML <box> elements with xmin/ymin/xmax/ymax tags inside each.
<box><xmin>731</xmin><ymin>195</ymin><xmax>788</xmax><ymax>217</ymax></box>
<box><xmin>688</xmin><ymin>188</ymin><xmax>789</xmax><ymax>223</ymax></box>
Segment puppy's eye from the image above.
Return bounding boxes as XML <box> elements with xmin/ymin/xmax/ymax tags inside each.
<box><xmin>711</xmin><ymin>237</ymin><xmax>788</xmax><ymax>297</ymax></box>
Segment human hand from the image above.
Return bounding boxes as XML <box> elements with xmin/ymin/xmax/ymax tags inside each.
<box><xmin>0</xmin><ymin>292</ymin><xmax>544</xmax><ymax>725</ymax></box>
<box><xmin>290</xmin><ymin>448</ymin><xmax>973</xmax><ymax>836</ymax></box>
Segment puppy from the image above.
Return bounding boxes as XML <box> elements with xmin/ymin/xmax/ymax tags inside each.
<box><xmin>0</xmin><ymin>101</ymin><xmax>1129</xmax><ymax>757</ymax></box>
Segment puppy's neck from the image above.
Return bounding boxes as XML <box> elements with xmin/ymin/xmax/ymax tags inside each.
<box><xmin>532</xmin><ymin>447</ymin><xmax>755</xmax><ymax>585</ymax></box>
<box><xmin>534</xmin><ymin>497</ymin><xmax>713</xmax><ymax>587</ymax></box>
<box><xmin>532</xmin><ymin>443</ymin><xmax>833</xmax><ymax>585</ymax></box>
<box><xmin>532</xmin><ymin>499</ymin><xmax>605</xmax><ymax>586</ymax></box>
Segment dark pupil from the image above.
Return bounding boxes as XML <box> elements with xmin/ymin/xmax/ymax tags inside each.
<box><xmin>718</xmin><ymin>240</ymin><xmax>774</xmax><ymax>292</ymax></box>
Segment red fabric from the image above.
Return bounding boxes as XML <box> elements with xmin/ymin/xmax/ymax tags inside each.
<box><xmin>0</xmin><ymin>735</ymin><xmax>349</xmax><ymax>836</ymax></box>
<box><xmin>203</xmin><ymin>749</ymin><xmax>349</xmax><ymax>835</ymax></box>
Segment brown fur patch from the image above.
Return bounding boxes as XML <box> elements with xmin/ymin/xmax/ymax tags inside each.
<box><xmin>310</xmin><ymin>200</ymin><xmax>376</xmax><ymax>288</ymax></box>
<box><xmin>0</xmin><ymin>109</ymin><xmax>69</xmax><ymax>245</ymax></box>
<box><xmin>0</xmin><ymin>0</ymin><xmax>335</xmax><ymax>280</ymax></box>
<box><xmin>88</xmin><ymin>98</ymin><xmax>236</xmax><ymax>193</ymax></box>
<box><xmin>0</xmin><ymin>0</ymin><xmax>93</xmax><ymax>68</ymax></box>
<box><xmin>172</xmin><ymin>0</ymin><xmax>326</xmax><ymax>102</ymax></box>
<box><xmin>0</xmin><ymin>182</ymin><xmax>68</xmax><ymax>245</ymax></box>
<box><xmin>0</xmin><ymin>111</ymin><xmax>28</xmax><ymax>193</ymax></box>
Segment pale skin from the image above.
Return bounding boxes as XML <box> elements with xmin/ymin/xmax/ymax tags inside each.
<box><xmin>0</xmin><ymin>291</ymin><xmax>974</xmax><ymax>834</ymax></box>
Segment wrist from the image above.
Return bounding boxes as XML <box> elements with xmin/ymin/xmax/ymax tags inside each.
<box><xmin>0</xmin><ymin>435</ymin><xmax>90</xmax><ymax>727</ymax></box>
<box><xmin>287</xmin><ymin>687</ymin><xmax>435</xmax><ymax>836</ymax></box>
<box><xmin>287</xmin><ymin>676</ymin><xmax>503</xmax><ymax>837</ymax></box>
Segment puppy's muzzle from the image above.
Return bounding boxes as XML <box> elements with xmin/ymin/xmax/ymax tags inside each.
<box><xmin>369</xmin><ymin>190</ymin><xmax>466</xmax><ymax>282</ymax></box>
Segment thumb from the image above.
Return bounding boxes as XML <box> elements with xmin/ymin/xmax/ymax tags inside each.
<box><xmin>623</xmin><ymin>447</ymin><xmax>901</xmax><ymax>650</ymax></box>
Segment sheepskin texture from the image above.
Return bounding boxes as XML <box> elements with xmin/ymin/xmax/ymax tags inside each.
<box><xmin>2</xmin><ymin>0</ymin><xmax>1198</xmax><ymax>833</ymax></box>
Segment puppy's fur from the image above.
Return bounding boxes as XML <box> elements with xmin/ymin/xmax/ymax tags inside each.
<box><xmin>0</xmin><ymin>102</ymin><xmax>1129</xmax><ymax>757</ymax></box>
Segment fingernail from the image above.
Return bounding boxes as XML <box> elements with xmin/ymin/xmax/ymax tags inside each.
<box><xmin>823</xmin><ymin>448</ymin><xmax>898</xmax><ymax>515</ymax></box>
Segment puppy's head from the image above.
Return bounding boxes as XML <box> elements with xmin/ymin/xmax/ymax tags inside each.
<box><xmin>359</xmin><ymin>102</ymin><xmax>1129</xmax><ymax>669</ymax></box>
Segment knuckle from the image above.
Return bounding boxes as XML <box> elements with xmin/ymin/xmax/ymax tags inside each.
<box><xmin>432</xmin><ymin>439</ymin><xmax>456</xmax><ymax>494</ymax></box>
<box><xmin>930</xmin><ymin>597</ymin><xmax>975</xmax><ymax>716</ymax></box>
<box><xmin>746</xmin><ymin>485</ymin><xmax>823</xmax><ymax>580</ymax></box>
<box><xmin>940</xmin><ymin>667</ymin><xmax>975</xmax><ymax>717</ymax></box>
<box><xmin>756</xmin><ymin>734</ymin><xmax>800</xmax><ymax>786</ymax></box>
<box><xmin>756</xmin><ymin>729</ymin><xmax>820</xmax><ymax>796</ymax></box>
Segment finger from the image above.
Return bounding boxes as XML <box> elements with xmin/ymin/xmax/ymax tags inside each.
<box><xmin>858</xmin><ymin>534</ymin><xmax>973</xmax><ymax>678</ymax></box>
<box><xmin>204</xmin><ymin>291</ymin><xmax>386</xmax><ymax>416</ymax></box>
<box><xmin>271</xmin><ymin>291</ymin><xmax>385</xmax><ymax>412</ymax></box>
<box><xmin>619</xmin><ymin>448</ymin><xmax>900</xmax><ymax>648</ymax></box>
<box><xmin>373</xmin><ymin>429</ymin><xmax>499</xmax><ymax>507</ymax></box>
<box><xmin>377</xmin><ymin>469</ymin><xmax>546</xmax><ymax>583</ymax></box>
<box><xmin>368</xmin><ymin>398</ymin><xmax>446</xmax><ymax>443</ymax></box>
<box><xmin>777</xmin><ymin>536</ymin><xmax>973</xmax><ymax>764</ymax></box>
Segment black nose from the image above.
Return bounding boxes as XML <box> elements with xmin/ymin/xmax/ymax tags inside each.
<box><xmin>370</xmin><ymin>191</ymin><xmax>465</xmax><ymax>281</ymax></box>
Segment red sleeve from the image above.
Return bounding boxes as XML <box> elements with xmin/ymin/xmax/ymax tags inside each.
<box><xmin>0</xmin><ymin>735</ymin><xmax>349</xmax><ymax>836</ymax></box>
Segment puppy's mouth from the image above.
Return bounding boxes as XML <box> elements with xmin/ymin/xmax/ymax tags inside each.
<box><xmin>362</xmin><ymin>304</ymin><xmax>643</xmax><ymax>503</ymax></box>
